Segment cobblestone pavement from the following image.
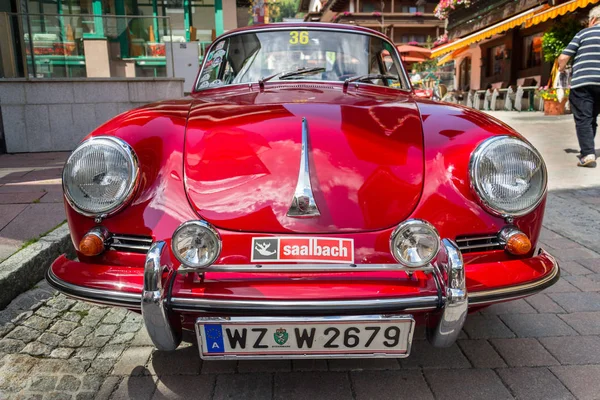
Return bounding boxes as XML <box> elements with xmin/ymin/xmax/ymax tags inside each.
<box><xmin>0</xmin><ymin>113</ymin><xmax>599</xmax><ymax>399</ymax></box>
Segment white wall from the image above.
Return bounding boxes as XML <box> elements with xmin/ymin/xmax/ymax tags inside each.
<box><xmin>0</xmin><ymin>78</ymin><xmax>184</xmax><ymax>153</ymax></box>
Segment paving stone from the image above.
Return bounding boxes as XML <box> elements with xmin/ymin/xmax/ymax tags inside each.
<box><xmin>21</xmin><ymin>316</ymin><xmax>53</xmax><ymax>331</ymax></box>
<box><xmin>424</xmin><ymin>369</ymin><xmax>512</xmax><ymax>400</ymax></box>
<box><xmin>130</xmin><ymin>328</ymin><xmax>154</xmax><ymax>347</ymax></box>
<box><xmin>351</xmin><ymin>370</ymin><xmax>434</xmax><ymax>400</ymax></box>
<box><xmin>526</xmin><ymin>294</ymin><xmax>566</xmax><ymax>313</ymax></box>
<box><xmin>399</xmin><ymin>341</ymin><xmax>470</xmax><ymax>369</ymax></box>
<box><xmin>58</xmin><ymin>359</ymin><xmax>90</xmax><ymax>374</ymax></box>
<box><xmin>82</xmin><ymin>335</ymin><xmax>110</xmax><ymax>348</ymax></box>
<box><xmin>0</xmin><ymin>322</ymin><xmax>16</xmax><ymax>338</ymax></box>
<box><xmin>0</xmin><ymin>338</ymin><xmax>26</xmax><ymax>353</ymax></box>
<box><xmin>94</xmin><ymin>324</ymin><xmax>118</xmax><ymax>337</ymax></box>
<box><xmin>554</xmin><ymin>247</ymin><xmax>600</xmax><ymax>262</ymax></box>
<box><xmin>35</xmin><ymin>306</ymin><xmax>61</xmax><ymax>319</ymax></box>
<box><xmin>87</xmin><ymin>358</ymin><xmax>116</xmax><ymax>375</ymax></box>
<box><xmin>497</xmin><ymin>367</ymin><xmax>574</xmax><ymax>400</ymax></box>
<box><xmin>500</xmin><ymin>314</ymin><xmax>578</xmax><ymax>337</ymax></box>
<box><xmin>457</xmin><ymin>340</ymin><xmax>506</xmax><ymax>368</ymax></box>
<box><xmin>61</xmin><ymin>334</ymin><xmax>86</xmax><ymax>348</ymax></box>
<box><xmin>111</xmin><ymin>346</ymin><xmax>154</xmax><ymax>376</ymax></box>
<box><xmin>274</xmin><ymin>372</ymin><xmax>353</xmax><ymax>400</ymax></box>
<box><xmin>118</xmin><ymin>321</ymin><xmax>142</xmax><ymax>333</ymax></box>
<box><xmin>48</xmin><ymin>320</ymin><xmax>78</xmax><ymax>336</ymax></box>
<box><xmin>96</xmin><ymin>344</ymin><xmax>125</xmax><ymax>360</ymax></box>
<box><xmin>60</xmin><ymin>312</ymin><xmax>83</xmax><ymax>323</ymax></box>
<box><xmin>213</xmin><ymin>373</ymin><xmax>272</xmax><ymax>400</ymax></box>
<box><xmin>29</xmin><ymin>375</ymin><xmax>57</xmax><ymax>391</ymax></box>
<box><xmin>238</xmin><ymin>359</ymin><xmax>292</xmax><ymax>373</ymax></box>
<box><xmin>21</xmin><ymin>341</ymin><xmax>53</xmax><ymax>356</ymax></box>
<box><xmin>151</xmin><ymin>374</ymin><xmax>213</xmax><ymax>400</ymax></box>
<box><xmin>558</xmin><ymin>311</ymin><xmax>600</xmax><ymax>334</ymax></box>
<box><xmin>540</xmin><ymin>336</ymin><xmax>600</xmax><ymax>364</ymax></box>
<box><xmin>39</xmin><ymin>332</ymin><xmax>64</xmax><ymax>347</ymax></box>
<box><xmin>101</xmin><ymin>309</ymin><xmax>128</xmax><ymax>325</ymax></box>
<box><xmin>462</xmin><ymin>315</ymin><xmax>515</xmax><ymax>339</ymax></box>
<box><xmin>147</xmin><ymin>346</ymin><xmax>201</xmax><ymax>375</ymax></box>
<box><xmin>559</xmin><ymin>261</ymin><xmax>594</xmax><ymax>276</ymax></box>
<box><xmin>75</xmin><ymin>392</ymin><xmax>95</xmax><ymax>400</ymax></box>
<box><xmin>551</xmin><ymin>365</ymin><xmax>600</xmax><ymax>400</ymax></box>
<box><xmin>56</xmin><ymin>375</ymin><xmax>81</xmax><ymax>392</ymax></box>
<box><xmin>50</xmin><ymin>348</ymin><xmax>74</xmax><ymax>359</ymax></box>
<box><xmin>94</xmin><ymin>376</ymin><xmax>121</xmax><ymax>400</ymax></box>
<box><xmin>577</xmin><ymin>258</ymin><xmax>600</xmax><ymax>273</ymax></box>
<box><xmin>6</xmin><ymin>326</ymin><xmax>41</xmax><ymax>343</ymax></box>
<box><xmin>543</xmin><ymin>278</ymin><xmax>580</xmax><ymax>293</ymax></box>
<box><xmin>480</xmin><ymin>299</ymin><xmax>537</xmax><ymax>315</ymax></box>
<box><xmin>549</xmin><ymin>292</ymin><xmax>600</xmax><ymax>312</ymax></box>
<box><xmin>43</xmin><ymin>392</ymin><xmax>72</xmax><ymax>400</ymax></box>
<box><xmin>30</xmin><ymin>358</ymin><xmax>68</xmax><ymax>375</ymax></box>
<box><xmin>73</xmin><ymin>348</ymin><xmax>98</xmax><ymax>361</ymax></box>
<box><xmin>563</xmin><ymin>275</ymin><xmax>600</xmax><ymax>291</ymax></box>
<box><xmin>108</xmin><ymin>376</ymin><xmax>158</xmax><ymax>400</ymax></box>
<box><xmin>80</xmin><ymin>374</ymin><xmax>104</xmax><ymax>391</ymax></box>
<box><xmin>111</xmin><ymin>332</ymin><xmax>135</xmax><ymax>345</ymax></box>
<box><xmin>327</xmin><ymin>358</ymin><xmax>399</xmax><ymax>371</ymax></box>
<box><xmin>291</xmin><ymin>359</ymin><xmax>328</xmax><ymax>372</ymax></box>
<box><xmin>490</xmin><ymin>338</ymin><xmax>559</xmax><ymax>367</ymax></box>
<box><xmin>69</xmin><ymin>303</ymin><xmax>91</xmax><ymax>312</ymax></box>
<box><xmin>200</xmin><ymin>360</ymin><xmax>237</xmax><ymax>374</ymax></box>
<box><xmin>45</xmin><ymin>296</ymin><xmax>75</xmax><ymax>312</ymax></box>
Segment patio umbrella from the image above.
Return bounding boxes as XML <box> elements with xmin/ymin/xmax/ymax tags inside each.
<box><xmin>396</xmin><ymin>45</ymin><xmax>431</xmax><ymax>63</ymax></box>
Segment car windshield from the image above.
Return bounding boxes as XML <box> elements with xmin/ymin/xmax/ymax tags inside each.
<box><xmin>196</xmin><ymin>28</ymin><xmax>409</xmax><ymax>91</ymax></box>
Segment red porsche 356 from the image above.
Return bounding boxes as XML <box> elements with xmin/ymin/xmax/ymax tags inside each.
<box><xmin>48</xmin><ymin>23</ymin><xmax>558</xmax><ymax>360</ymax></box>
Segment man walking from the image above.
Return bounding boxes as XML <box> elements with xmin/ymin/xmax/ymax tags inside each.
<box><xmin>559</xmin><ymin>6</ymin><xmax>600</xmax><ymax>168</ymax></box>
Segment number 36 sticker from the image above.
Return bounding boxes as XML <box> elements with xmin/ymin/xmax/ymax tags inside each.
<box><xmin>289</xmin><ymin>31</ymin><xmax>309</xmax><ymax>44</ymax></box>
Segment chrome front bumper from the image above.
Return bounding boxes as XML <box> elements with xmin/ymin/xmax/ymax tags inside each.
<box><xmin>46</xmin><ymin>239</ymin><xmax>560</xmax><ymax>352</ymax></box>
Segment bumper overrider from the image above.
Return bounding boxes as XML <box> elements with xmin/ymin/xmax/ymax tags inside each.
<box><xmin>46</xmin><ymin>238</ymin><xmax>559</xmax><ymax>353</ymax></box>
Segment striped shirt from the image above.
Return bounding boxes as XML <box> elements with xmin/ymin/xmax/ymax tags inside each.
<box><xmin>562</xmin><ymin>25</ymin><xmax>600</xmax><ymax>88</ymax></box>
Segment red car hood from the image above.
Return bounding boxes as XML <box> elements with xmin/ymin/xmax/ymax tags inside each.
<box><xmin>184</xmin><ymin>85</ymin><xmax>424</xmax><ymax>233</ymax></box>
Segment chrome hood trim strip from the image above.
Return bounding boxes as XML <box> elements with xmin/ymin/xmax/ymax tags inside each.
<box><xmin>287</xmin><ymin>117</ymin><xmax>320</xmax><ymax>218</ymax></box>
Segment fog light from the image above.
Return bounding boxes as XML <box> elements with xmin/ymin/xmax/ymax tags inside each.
<box><xmin>172</xmin><ymin>221</ymin><xmax>221</xmax><ymax>269</ymax></box>
<box><xmin>500</xmin><ymin>227</ymin><xmax>532</xmax><ymax>255</ymax></box>
<box><xmin>390</xmin><ymin>219</ymin><xmax>440</xmax><ymax>268</ymax></box>
<box><xmin>79</xmin><ymin>227</ymin><xmax>108</xmax><ymax>256</ymax></box>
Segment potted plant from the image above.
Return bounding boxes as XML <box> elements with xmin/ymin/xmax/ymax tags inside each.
<box><xmin>537</xmin><ymin>86</ymin><xmax>569</xmax><ymax>115</ymax></box>
<box><xmin>541</xmin><ymin>17</ymin><xmax>583</xmax><ymax>114</ymax></box>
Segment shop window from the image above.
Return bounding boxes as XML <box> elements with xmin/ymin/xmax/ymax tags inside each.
<box><xmin>522</xmin><ymin>33</ymin><xmax>542</xmax><ymax>69</ymax></box>
<box><xmin>487</xmin><ymin>44</ymin><xmax>505</xmax><ymax>76</ymax></box>
<box><xmin>459</xmin><ymin>56</ymin><xmax>471</xmax><ymax>90</ymax></box>
<box><xmin>400</xmin><ymin>5</ymin><xmax>424</xmax><ymax>13</ymax></box>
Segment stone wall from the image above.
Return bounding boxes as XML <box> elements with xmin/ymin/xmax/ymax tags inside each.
<box><xmin>0</xmin><ymin>78</ymin><xmax>184</xmax><ymax>153</ymax></box>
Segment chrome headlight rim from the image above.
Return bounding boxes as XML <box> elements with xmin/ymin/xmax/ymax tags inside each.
<box><xmin>62</xmin><ymin>136</ymin><xmax>139</xmax><ymax>218</ymax></box>
<box><xmin>469</xmin><ymin>135</ymin><xmax>547</xmax><ymax>218</ymax></box>
<box><xmin>171</xmin><ymin>220</ymin><xmax>222</xmax><ymax>269</ymax></box>
<box><xmin>390</xmin><ymin>219</ymin><xmax>441</xmax><ymax>268</ymax></box>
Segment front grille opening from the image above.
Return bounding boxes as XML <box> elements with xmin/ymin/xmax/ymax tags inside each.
<box><xmin>456</xmin><ymin>234</ymin><xmax>503</xmax><ymax>253</ymax></box>
<box><xmin>109</xmin><ymin>234</ymin><xmax>152</xmax><ymax>254</ymax></box>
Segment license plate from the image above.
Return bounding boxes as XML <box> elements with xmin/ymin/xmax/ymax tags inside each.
<box><xmin>195</xmin><ymin>315</ymin><xmax>414</xmax><ymax>359</ymax></box>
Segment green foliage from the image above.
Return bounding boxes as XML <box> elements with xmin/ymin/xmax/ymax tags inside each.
<box><xmin>269</xmin><ymin>0</ymin><xmax>299</xmax><ymax>22</ymax></box>
<box><xmin>542</xmin><ymin>17</ymin><xmax>584</xmax><ymax>62</ymax></box>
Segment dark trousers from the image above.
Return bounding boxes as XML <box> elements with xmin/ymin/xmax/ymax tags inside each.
<box><xmin>570</xmin><ymin>85</ymin><xmax>600</xmax><ymax>157</ymax></box>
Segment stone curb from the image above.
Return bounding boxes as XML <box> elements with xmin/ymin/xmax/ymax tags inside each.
<box><xmin>0</xmin><ymin>224</ymin><xmax>75</xmax><ymax>309</ymax></box>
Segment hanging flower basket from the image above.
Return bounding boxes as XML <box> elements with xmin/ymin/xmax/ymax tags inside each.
<box><xmin>434</xmin><ymin>0</ymin><xmax>471</xmax><ymax>20</ymax></box>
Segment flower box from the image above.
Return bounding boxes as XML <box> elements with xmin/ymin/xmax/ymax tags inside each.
<box><xmin>543</xmin><ymin>98</ymin><xmax>567</xmax><ymax>115</ymax></box>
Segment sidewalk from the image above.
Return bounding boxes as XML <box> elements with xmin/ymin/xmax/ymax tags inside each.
<box><xmin>0</xmin><ymin>152</ymin><xmax>69</xmax><ymax>262</ymax></box>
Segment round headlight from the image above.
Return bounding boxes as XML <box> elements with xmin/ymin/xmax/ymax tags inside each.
<box><xmin>63</xmin><ymin>137</ymin><xmax>138</xmax><ymax>216</ymax></box>
<box><xmin>172</xmin><ymin>221</ymin><xmax>221</xmax><ymax>269</ymax></box>
<box><xmin>390</xmin><ymin>220</ymin><xmax>440</xmax><ymax>268</ymax></box>
<box><xmin>470</xmin><ymin>136</ymin><xmax>546</xmax><ymax>217</ymax></box>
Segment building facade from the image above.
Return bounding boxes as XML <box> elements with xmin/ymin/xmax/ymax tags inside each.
<box><xmin>432</xmin><ymin>0</ymin><xmax>600</xmax><ymax>92</ymax></box>
<box><xmin>299</xmin><ymin>0</ymin><xmax>444</xmax><ymax>47</ymax></box>
<box><xmin>0</xmin><ymin>0</ymin><xmax>246</xmax><ymax>79</ymax></box>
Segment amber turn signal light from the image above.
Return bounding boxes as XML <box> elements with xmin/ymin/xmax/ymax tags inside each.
<box><xmin>505</xmin><ymin>232</ymin><xmax>532</xmax><ymax>255</ymax></box>
<box><xmin>79</xmin><ymin>230</ymin><xmax>106</xmax><ymax>256</ymax></box>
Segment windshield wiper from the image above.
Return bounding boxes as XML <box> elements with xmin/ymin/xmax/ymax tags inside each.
<box><xmin>259</xmin><ymin>67</ymin><xmax>326</xmax><ymax>88</ymax></box>
<box><xmin>343</xmin><ymin>74</ymin><xmax>400</xmax><ymax>88</ymax></box>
